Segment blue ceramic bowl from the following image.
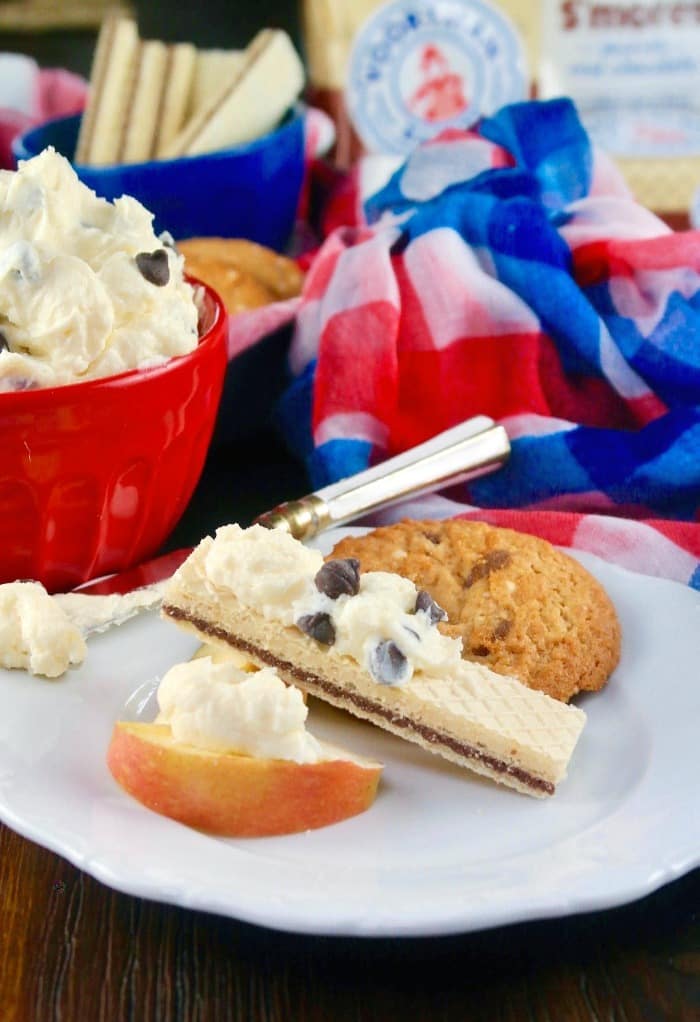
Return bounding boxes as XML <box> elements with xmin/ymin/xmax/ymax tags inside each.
<box><xmin>12</xmin><ymin>108</ymin><xmax>306</xmax><ymax>249</ymax></box>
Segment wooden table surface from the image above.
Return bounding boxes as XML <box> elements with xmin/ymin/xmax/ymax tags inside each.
<box><xmin>1</xmin><ymin>432</ymin><xmax>698</xmax><ymax>1022</ymax></box>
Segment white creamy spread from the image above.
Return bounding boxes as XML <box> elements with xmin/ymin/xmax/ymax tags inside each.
<box><xmin>329</xmin><ymin>570</ymin><xmax>461</xmax><ymax>678</ymax></box>
<box><xmin>205</xmin><ymin>524</ymin><xmax>324</xmax><ymax>612</ymax></box>
<box><xmin>201</xmin><ymin>524</ymin><xmax>463</xmax><ymax>686</ymax></box>
<box><xmin>0</xmin><ymin>148</ymin><xmax>199</xmax><ymax>390</ymax></box>
<box><xmin>156</xmin><ymin>656</ymin><xmax>322</xmax><ymax>763</ymax></box>
<box><xmin>0</xmin><ymin>581</ymin><xmax>86</xmax><ymax>677</ymax></box>
<box><xmin>54</xmin><ymin>581</ymin><xmax>167</xmax><ymax>635</ymax></box>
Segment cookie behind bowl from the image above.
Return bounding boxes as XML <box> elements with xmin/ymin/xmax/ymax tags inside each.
<box><xmin>329</xmin><ymin>520</ymin><xmax>621</xmax><ymax>703</ymax></box>
<box><xmin>177</xmin><ymin>237</ymin><xmax>303</xmax><ymax>312</ymax></box>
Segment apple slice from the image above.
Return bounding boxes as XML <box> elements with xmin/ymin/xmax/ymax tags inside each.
<box><xmin>107</xmin><ymin>722</ymin><xmax>382</xmax><ymax>837</ymax></box>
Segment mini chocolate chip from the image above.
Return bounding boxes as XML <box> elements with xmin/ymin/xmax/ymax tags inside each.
<box><xmin>135</xmin><ymin>249</ymin><xmax>170</xmax><ymax>286</ymax></box>
<box><xmin>315</xmin><ymin>558</ymin><xmax>360</xmax><ymax>599</ymax></box>
<box><xmin>296</xmin><ymin>612</ymin><xmax>336</xmax><ymax>646</ymax></box>
<box><xmin>414</xmin><ymin>589</ymin><xmax>448</xmax><ymax>625</ymax></box>
<box><xmin>0</xmin><ymin>331</ymin><xmax>8</xmax><ymax>352</ymax></box>
<box><xmin>8</xmin><ymin>377</ymin><xmax>37</xmax><ymax>391</ymax></box>
<box><xmin>369</xmin><ymin>640</ymin><xmax>410</xmax><ymax>685</ymax></box>
<box><xmin>470</xmin><ymin>645</ymin><xmax>490</xmax><ymax>657</ymax></box>
<box><xmin>463</xmin><ymin>549</ymin><xmax>511</xmax><ymax>588</ymax></box>
<box><xmin>492</xmin><ymin>618</ymin><xmax>512</xmax><ymax>640</ymax></box>
<box><xmin>422</xmin><ymin>530</ymin><xmax>441</xmax><ymax>544</ymax></box>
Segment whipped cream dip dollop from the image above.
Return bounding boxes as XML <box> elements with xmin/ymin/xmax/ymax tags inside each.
<box><xmin>200</xmin><ymin>524</ymin><xmax>463</xmax><ymax>686</ymax></box>
<box><xmin>0</xmin><ymin>581</ymin><xmax>86</xmax><ymax>677</ymax></box>
<box><xmin>156</xmin><ymin>657</ymin><xmax>322</xmax><ymax>763</ymax></box>
<box><xmin>0</xmin><ymin>147</ymin><xmax>199</xmax><ymax>391</ymax></box>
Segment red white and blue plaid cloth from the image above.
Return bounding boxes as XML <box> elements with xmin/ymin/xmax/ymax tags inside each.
<box><xmin>243</xmin><ymin>99</ymin><xmax>700</xmax><ymax>590</ymax></box>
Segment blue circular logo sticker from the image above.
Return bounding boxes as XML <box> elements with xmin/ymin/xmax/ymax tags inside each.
<box><xmin>347</xmin><ymin>0</ymin><xmax>528</xmax><ymax>154</ymax></box>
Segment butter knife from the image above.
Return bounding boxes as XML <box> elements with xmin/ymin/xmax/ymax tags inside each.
<box><xmin>254</xmin><ymin>415</ymin><xmax>510</xmax><ymax>540</ymax></box>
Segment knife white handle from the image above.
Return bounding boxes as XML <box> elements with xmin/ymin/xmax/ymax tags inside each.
<box><xmin>254</xmin><ymin>416</ymin><xmax>510</xmax><ymax>540</ymax></box>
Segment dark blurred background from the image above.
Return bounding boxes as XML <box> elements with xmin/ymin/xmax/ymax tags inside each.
<box><xmin>0</xmin><ymin>1</ymin><xmax>301</xmax><ymax>77</ymax></box>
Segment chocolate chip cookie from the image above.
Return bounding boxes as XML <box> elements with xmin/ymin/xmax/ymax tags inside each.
<box><xmin>178</xmin><ymin>237</ymin><xmax>304</xmax><ymax>309</ymax></box>
<box><xmin>330</xmin><ymin>520</ymin><xmax>621</xmax><ymax>702</ymax></box>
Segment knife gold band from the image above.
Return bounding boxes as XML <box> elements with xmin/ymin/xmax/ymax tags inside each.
<box><xmin>255</xmin><ymin>494</ymin><xmax>331</xmax><ymax>540</ymax></box>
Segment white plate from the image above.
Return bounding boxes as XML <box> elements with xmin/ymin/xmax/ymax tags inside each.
<box><xmin>0</xmin><ymin>528</ymin><xmax>698</xmax><ymax>937</ymax></box>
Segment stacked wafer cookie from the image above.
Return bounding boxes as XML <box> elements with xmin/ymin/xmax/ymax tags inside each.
<box><xmin>75</xmin><ymin>12</ymin><xmax>305</xmax><ymax>166</ymax></box>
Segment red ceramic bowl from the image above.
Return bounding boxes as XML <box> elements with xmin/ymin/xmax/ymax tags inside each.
<box><xmin>0</xmin><ymin>280</ymin><xmax>227</xmax><ymax>592</ymax></box>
